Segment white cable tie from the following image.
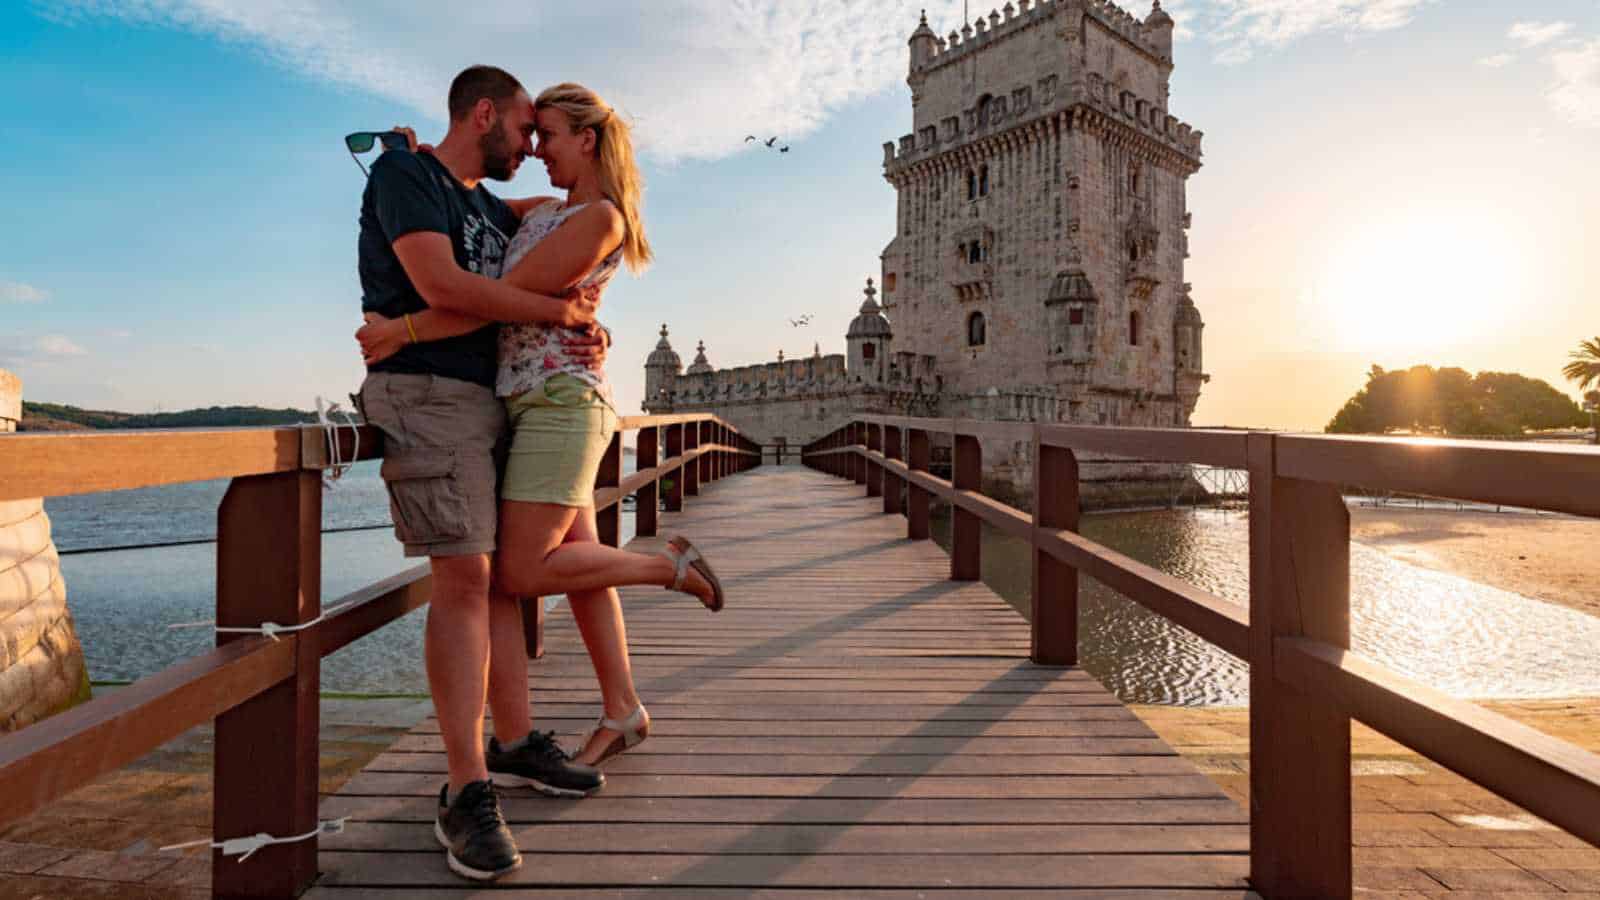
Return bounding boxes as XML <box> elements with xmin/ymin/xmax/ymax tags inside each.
<box><xmin>166</xmin><ymin>601</ymin><xmax>355</xmax><ymax>641</ymax></box>
<box><xmin>161</xmin><ymin>817</ymin><xmax>348</xmax><ymax>862</ymax></box>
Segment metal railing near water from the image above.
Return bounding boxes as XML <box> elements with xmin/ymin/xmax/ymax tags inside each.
<box><xmin>804</xmin><ymin>415</ymin><xmax>1600</xmax><ymax>899</ymax></box>
<box><xmin>0</xmin><ymin>413</ymin><xmax>760</xmax><ymax>899</ymax></box>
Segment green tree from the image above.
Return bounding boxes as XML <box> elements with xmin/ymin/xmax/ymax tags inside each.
<box><xmin>1563</xmin><ymin>337</ymin><xmax>1600</xmax><ymax>392</ymax></box>
<box><xmin>1326</xmin><ymin>365</ymin><xmax>1584</xmax><ymax>436</ymax></box>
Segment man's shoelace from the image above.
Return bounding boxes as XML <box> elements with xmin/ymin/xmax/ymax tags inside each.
<box><xmin>526</xmin><ymin>730</ymin><xmax>571</xmax><ymax>762</ymax></box>
<box><xmin>464</xmin><ymin>787</ymin><xmax>507</xmax><ymax>838</ymax></box>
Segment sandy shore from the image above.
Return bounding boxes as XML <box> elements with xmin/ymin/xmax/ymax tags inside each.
<box><xmin>1350</xmin><ymin>504</ymin><xmax>1600</xmax><ymax>620</ymax></box>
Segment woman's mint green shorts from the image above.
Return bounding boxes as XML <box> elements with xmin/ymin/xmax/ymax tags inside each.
<box><xmin>502</xmin><ymin>375</ymin><xmax>618</xmax><ymax>507</ymax></box>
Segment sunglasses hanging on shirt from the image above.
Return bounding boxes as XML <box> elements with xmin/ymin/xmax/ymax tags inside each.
<box><xmin>344</xmin><ymin>131</ymin><xmax>411</xmax><ymax>177</ymax></box>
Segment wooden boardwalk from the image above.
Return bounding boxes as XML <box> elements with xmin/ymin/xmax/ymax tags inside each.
<box><xmin>310</xmin><ymin>466</ymin><xmax>1255</xmax><ymax>898</ymax></box>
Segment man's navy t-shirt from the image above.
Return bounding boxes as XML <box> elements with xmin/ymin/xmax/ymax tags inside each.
<box><xmin>358</xmin><ymin>150</ymin><xmax>519</xmax><ymax>388</ymax></box>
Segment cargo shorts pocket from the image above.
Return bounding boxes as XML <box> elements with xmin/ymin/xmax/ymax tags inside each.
<box><xmin>379</xmin><ymin>448</ymin><xmax>469</xmax><ymax>545</ymax></box>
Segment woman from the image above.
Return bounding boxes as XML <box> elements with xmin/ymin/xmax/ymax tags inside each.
<box><xmin>358</xmin><ymin>83</ymin><xmax>723</xmax><ymax>766</ymax></box>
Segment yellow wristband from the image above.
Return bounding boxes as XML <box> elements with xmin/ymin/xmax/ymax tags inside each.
<box><xmin>404</xmin><ymin>313</ymin><xmax>419</xmax><ymax>344</ymax></box>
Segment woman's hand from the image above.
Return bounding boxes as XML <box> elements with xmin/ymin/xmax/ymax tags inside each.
<box><xmin>558</xmin><ymin>284</ymin><xmax>602</xmax><ymax>330</ymax></box>
<box><xmin>357</xmin><ymin>312</ymin><xmax>408</xmax><ymax>366</ymax></box>
<box><xmin>563</xmin><ymin>326</ymin><xmax>610</xmax><ymax>371</ymax></box>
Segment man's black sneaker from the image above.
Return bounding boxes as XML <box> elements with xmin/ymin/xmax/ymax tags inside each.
<box><xmin>433</xmin><ymin>780</ymin><xmax>521</xmax><ymax>882</ymax></box>
<box><xmin>487</xmin><ymin>731</ymin><xmax>605</xmax><ymax>797</ymax></box>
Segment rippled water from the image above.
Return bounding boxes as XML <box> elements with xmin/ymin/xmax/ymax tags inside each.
<box><xmin>935</xmin><ymin>507</ymin><xmax>1600</xmax><ymax>705</ymax></box>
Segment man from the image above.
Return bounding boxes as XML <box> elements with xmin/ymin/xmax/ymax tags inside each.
<box><xmin>356</xmin><ymin>64</ymin><xmax>604</xmax><ymax>882</ymax></box>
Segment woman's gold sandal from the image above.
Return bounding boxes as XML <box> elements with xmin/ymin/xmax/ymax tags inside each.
<box><xmin>665</xmin><ymin>535</ymin><xmax>725</xmax><ymax>612</ymax></box>
<box><xmin>582</xmin><ymin>704</ymin><xmax>649</xmax><ymax>766</ymax></box>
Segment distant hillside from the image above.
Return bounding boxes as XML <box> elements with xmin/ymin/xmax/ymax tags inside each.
<box><xmin>20</xmin><ymin>402</ymin><xmax>317</xmax><ymax>432</ymax></box>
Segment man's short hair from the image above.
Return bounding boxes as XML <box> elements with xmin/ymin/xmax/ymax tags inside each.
<box><xmin>447</xmin><ymin>65</ymin><xmax>524</xmax><ymax>121</ymax></box>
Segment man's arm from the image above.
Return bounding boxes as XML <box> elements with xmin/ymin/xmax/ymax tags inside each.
<box><xmin>391</xmin><ymin>232</ymin><xmax>597</xmax><ymax>326</ymax></box>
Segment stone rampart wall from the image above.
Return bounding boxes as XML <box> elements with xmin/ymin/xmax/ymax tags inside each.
<box><xmin>0</xmin><ymin>370</ymin><xmax>90</xmax><ymax>732</ymax></box>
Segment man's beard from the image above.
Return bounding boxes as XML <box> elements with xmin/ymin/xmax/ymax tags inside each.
<box><xmin>479</xmin><ymin>124</ymin><xmax>520</xmax><ymax>181</ymax></box>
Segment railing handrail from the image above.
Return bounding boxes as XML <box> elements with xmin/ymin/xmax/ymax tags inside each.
<box><xmin>804</xmin><ymin>414</ymin><xmax>1600</xmax><ymax>897</ymax></box>
<box><xmin>0</xmin><ymin>413</ymin><xmax>761</xmax><ymax>898</ymax></box>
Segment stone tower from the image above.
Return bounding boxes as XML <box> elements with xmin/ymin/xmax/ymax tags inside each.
<box><xmin>643</xmin><ymin>324</ymin><xmax>682</xmax><ymax>413</ymax></box>
<box><xmin>687</xmin><ymin>342</ymin><xmax>714</xmax><ymax>376</ymax></box>
<box><xmin>879</xmin><ymin>0</ymin><xmax>1208</xmax><ymax>428</ymax></box>
<box><xmin>846</xmin><ymin>278</ymin><xmax>894</xmax><ymax>384</ymax></box>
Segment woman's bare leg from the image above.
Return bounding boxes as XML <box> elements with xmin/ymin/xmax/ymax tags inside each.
<box><xmin>496</xmin><ymin>499</ymin><xmax>715</xmax><ymax>605</ymax></box>
<box><xmin>558</xmin><ymin>508</ymin><xmax>645</xmax><ymax>764</ymax></box>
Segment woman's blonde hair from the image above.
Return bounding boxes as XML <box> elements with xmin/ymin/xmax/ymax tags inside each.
<box><xmin>535</xmin><ymin>82</ymin><xmax>652</xmax><ymax>273</ymax></box>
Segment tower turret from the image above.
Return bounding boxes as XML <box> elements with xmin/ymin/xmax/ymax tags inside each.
<box><xmin>909</xmin><ymin>9</ymin><xmax>938</xmax><ymax>74</ymax></box>
<box><xmin>1174</xmin><ymin>284</ymin><xmax>1208</xmax><ymax>422</ymax></box>
<box><xmin>687</xmin><ymin>341</ymin><xmax>714</xmax><ymax>376</ymax></box>
<box><xmin>846</xmin><ymin>278</ymin><xmax>893</xmax><ymax>383</ymax></box>
<box><xmin>643</xmin><ymin>323</ymin><xmax>682</xmax><ymax>412</ymax></box>
<box><xmin>1145</xmin><ymin>1</ymin><xmax>1175</xmax><ymax>62</ymax></box>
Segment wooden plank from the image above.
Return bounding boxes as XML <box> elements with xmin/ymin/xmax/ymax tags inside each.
<box><xmin>596</xmin><ymin>431</ymin><xmax>623</xmax><ymax>547</ymax></box>
<box><xmin>214</xmin><ymin>470</ymin><xmax>322</xmax><ymax>898</ymax></box>
<box><xmin>307</xmin><ymin>889</ymin><xmax>1261</xmax><ymax>900</ymax></box>
<box><xmin>0</xmin><ymin>636</ymin><xmax>291</xmax><ymax>830</ymax></box>
<box><xmin>407</xmin><ymin>719</ymin><xmax>1161</xmax><ymax>738</ymax></box>
<box><xmin>319</xmin><ymin>795</ymin><xmax>1250</xmax><ymax>826</ymax></box>
<box><xmin>1247</xmin><ymin>434</ymin><xmax>1351</xmax><ymax>898</ymax></box>
<box><xmin>325</xmin><ymin>821</ymin><xmax>1248</xmax><ymax>854</ymax></box>
<box><xmin>951</xmin><ymin>434</ymin><xmax>980</xmax><ymax>581</ymax></box>
<box><xmin>1032</xmin><ymin>442</ymin><xmax>1079</xmax><ymax>666</ymax></box>
<box><xmin>314</xmin><ymin>565</ymin><xmax>430</xmax><ymax>659</ymax></box>
<box><xmin>0</xmin><ymin>427</ymin><xmax>301</xmax><ymax>500</ymax></box>
<box><xmin>363</xmin><ymin>751</ymin><xmax>1200</xmax><ymax>777</ymax></box>
<box><xmin>314</xmin><ymin>850</ymin><xmax>1249</xmax><ymax>890</ymax></box>
<box><xmin>1277</xmin><ymin>636</ymin><xmax>1600</xmax><ymax>848</ymax></box>
<box><xmin>635</xmin><ymin>426</ymin><xmax>659</xmax><ymax>538</ymax></box>
<box><xmin>389</xmin><ymin>734</ymin><xmax>1178</xmax><ymax>756</ymax></box>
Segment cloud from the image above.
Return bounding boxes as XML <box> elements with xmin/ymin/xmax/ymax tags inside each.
<box><xmin>1548</xmin><ymin>38</ymin><xmax>1600</xmax><ymax>127</ymax></box>
<box><xmin>35</xmin><ymin>335</ymin><xmax>87</xmax><ymax>357</ymax></box>
<box><xmin>0</xmin><ymin>281</ymin><xmax>49</xmax><ymax>304</ymax></box>
<box><xmin>42</xmin><ymin>0</ymin><xmax>1439</xmax><ymax>157</ymax></box>
<box><xmin>1159</xmin><ymin>0</ymin><xmax>1435</xmax><ymax>65</ymax></box>
<box><xmin>1478</xmin><ymin>52</ymin><xmax>1516</xmax><ymax>69</ymax></box>
<box><xmin>1509</xmin><ymin>21</ymin><xmax>1574</xmax><ymax>49</ymax></box>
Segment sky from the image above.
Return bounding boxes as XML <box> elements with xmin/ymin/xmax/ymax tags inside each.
<box><xmin>2</xmin><ymin>0</ymin><xmax>1597</xmax><ymax>431</ymax></box>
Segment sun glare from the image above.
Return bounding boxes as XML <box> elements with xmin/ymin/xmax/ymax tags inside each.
<box><xmin>1312</xmin><ymin>214</ymin><xmax>1532</xmax><ymax>355</ymax></box>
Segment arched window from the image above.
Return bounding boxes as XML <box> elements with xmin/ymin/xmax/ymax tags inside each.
<box><xmin>968</xmin><ymin>242</ymin><xmax>982</xmax><ymax>264</ymax></box>
<box><xmin>968</xmin><ymin>312</ymin><xmax>987</xmax><ymax>347</ymax></box>
<box><xmin>862</xmin><ymin>342</ymin><xmax>876</xmax><ymax>361</ymax></box>
<box><xmin>966</xmin><ymin>169</ymin><xmax>977</xmax><ymax>200</ymax></box>
<box><xmin>1129</xmin><ymin>240</ymin><xmax>1140</xmax><ymax>263</ymax></box>
<box><xmin>1129</xmin><ymin>162</ymin><xmax>1141</xmax><ymax>195</ymax></box>
<box><xmin>979</xmin><ymin>165</ymin><xmax>990</xmax><ymax>196</ymax></box>
<box><xmin>977</xmin><ymin>94</ymin><xmax>993</xmax><ymax>127</ymax></box>
<box><xmin>884</xmin><ymin>273</ymin><xmax>897</xmax><ymax>293</ymax></box>
<box><xmin>1129</xmin><ymin>311</ymin><xmax>1141</xmax><ymax>347</ymax></box>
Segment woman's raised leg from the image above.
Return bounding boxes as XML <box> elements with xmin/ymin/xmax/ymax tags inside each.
<box><xmin>559</xmin><ymin>508</ymin><xmax>647</xmax><ymax>765</ymax></box>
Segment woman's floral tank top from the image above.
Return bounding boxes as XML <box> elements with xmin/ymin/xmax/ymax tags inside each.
<box><xmin>495</xmin><ymin>199</ymin><xmax>622</xmax><ymax>403</ymax></box>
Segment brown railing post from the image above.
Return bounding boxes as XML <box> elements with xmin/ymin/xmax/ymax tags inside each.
<box><xmin>951</xmin><ymin>433</ymin><xmax>981</xmax><ymax>581</ymax></box>
<box><xmin>865</xmin><ymin>423</ymin><xmax>883</xmax><ymax>498</ymax></box>
<box><xmin>597</xmin><ymin>431</ymin><xmax>622</xmax><ymax>548</ymax></box>
<box><xmin>852</xmin><ymin>422</ymin><xmax>868</xmax><ymax>487</ymax></box>
<box><xmin>884</xmin><ymin>425</ymin><xmax>903</xmax><ymax>516</ymax></box>
<box><xmin>684</xmin><ymin>421</ymin><xmax>701</xmax><ymax>497</ymax></box>
<box><xmin>908</xmin><ymin>428</ymin><xmax>931</xmax><ymax>539</ymax></box>
<box><xmin>701</xmin><ymin>421</ymin><xmax>715</xmax><ymax>485</ymax></box>
<box><xmin>214</xmin><ymin>470</ymin><xmax>321</xmax><ymax>899</ymax></box>
<box><xmin>665</xmin><ymin>423</ymin><xmax>685</xmax><ymax>511</ymax></box>
<box><xmin>1247</xmin><ymin>433</ymin><xmax>1352</xmax><ymax>897</ymax></box>
<box><xmin>1032</xmin><ymin>434</ymin><xmax>1079</xmax><ymax>666</ymax></box>
<box><xmin>637</xmin><ymin>426</ymin><xmax>659</xmax><ymax>537</ymax></box>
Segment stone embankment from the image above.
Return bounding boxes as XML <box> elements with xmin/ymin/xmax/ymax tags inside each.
<box><xmin>0</xmin><ymin>369</ymin><xmax>90</xmax><ymax>731</ymax></box>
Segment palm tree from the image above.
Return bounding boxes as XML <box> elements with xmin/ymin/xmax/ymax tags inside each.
<box><xmin>1563</xmin><ymin>337</ymin><xmax>1600</xmax><ymax>391</ymax></box>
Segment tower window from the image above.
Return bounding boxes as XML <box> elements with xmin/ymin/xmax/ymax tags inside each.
<box><xmin>863</xmin><ymin>342</ymin><xmax>876</xmax><ymax>361</ymax></box>
<box><xmin>1129</xmin><ymin>242</ymin><xmax>1140</xmax><ymax>263</ymax></box>
<box><xmin>967</xmin><ymin>312</ymin><xmax>987</xmax><ymax>347</ymax></box>
<box><xmin>884</xmin><ymin>273</ymin><xmax>897</xmax><ymax>292</ymax></box>
<box><xmin>967</xmin><ymin>169</ymin><xmax>977</xmax><ymax>200</ymax></box>
<box><xmin>979</xmin><ymin>165</ymin><xmax>989</xmax><ymax>197</ymax></box>
<box><xmin>1129</xmin><ymin>162</ymin><xmax>1141</xmax><ymax>195</ymax></box>
<box><xmin>1129</xmin><ymin>311</ymin><xmax>1141</xmax><ymax>347</ymax></box>
<box><xmin>1069</xmin><ymin>308</ymin><xmax>1085</xmax><ymax>325</ymax></box>
<box><xmin>968</xmin><ymin>242</ymin><xmax>982</xmax><ymax>264</ymax></box>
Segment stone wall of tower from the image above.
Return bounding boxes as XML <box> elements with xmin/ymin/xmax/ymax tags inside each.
<box><xmin>882</xmin><ymin>0</ymin><xmax>1205</xmax><ymax>434</ymax></box>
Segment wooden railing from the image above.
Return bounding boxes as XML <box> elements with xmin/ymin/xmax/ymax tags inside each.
<box><xmin>0</xmin><ymin>412</ymin><xmax>759</xmax><ymax>899</ymax></box>
<box><xmin>804</xmin><ymin>415</ymin><xmax>1600</xmax><ymax>899</ymax></box>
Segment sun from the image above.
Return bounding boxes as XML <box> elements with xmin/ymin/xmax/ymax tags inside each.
<box><xmin>1310</xmin><ymin>212</ymin><xmax>1534</xmax><ymax>356</ymax></box>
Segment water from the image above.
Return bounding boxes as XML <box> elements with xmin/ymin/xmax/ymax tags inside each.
<box><xmin>45</xmin><ymin>465</ymin><xmax>1600</xmax><ymax>704</ymax></box>
<box><xmin>932</xmin><ymin>507</ymin><xmax>1600</xmax><ymax>705</ymax></box>
<box><xmin>47</xmin><ymin>459</ymin><xmax>634</xmax><ymax>694</ymax></box>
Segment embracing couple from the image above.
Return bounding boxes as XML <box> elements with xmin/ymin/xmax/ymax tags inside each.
<box><xmin>353</xmin><ymin>65</ymin><xmax>725</xmax><ymax>882</ymax></box>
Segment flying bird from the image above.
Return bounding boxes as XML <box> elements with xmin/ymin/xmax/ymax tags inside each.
<box><xmin>788</xmin><ymin>314</ymin><xmax>813</xmax><ymax>327</ymax></box>
<box><xmin>744</xmin><ymin>135</ymin><xmax>757</xmax><ymax>142</ymax></box>
<box><xmin>779</xmin><ymin>146</ymin><xmax>790</xmax><ymax>153</ymax></box>
<box><xmin>764</xmin><ymin>137</ymin><xmax>779</xmax><ymax>147</ymax></box>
